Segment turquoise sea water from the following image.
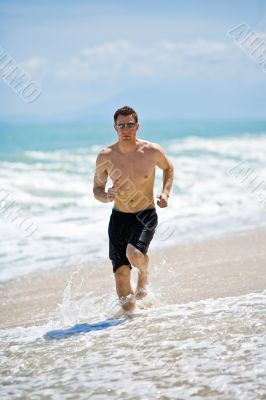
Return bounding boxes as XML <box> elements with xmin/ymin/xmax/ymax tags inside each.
<box><xmin>1</xmin><ymin>119</ymin><xmax>266</xmax><ymax>154</ymax></box>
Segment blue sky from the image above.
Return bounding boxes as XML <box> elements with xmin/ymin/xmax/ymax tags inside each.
<box><xmin>0</xmin><ymin>0</ymin><xmax>266</xmax><ymax>121</ymax></box>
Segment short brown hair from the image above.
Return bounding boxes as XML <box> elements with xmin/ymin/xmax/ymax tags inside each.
<box><xmin>113</xmin><ymin>106</ymin><xmax>138</xmax><ymax>123</ymax></box>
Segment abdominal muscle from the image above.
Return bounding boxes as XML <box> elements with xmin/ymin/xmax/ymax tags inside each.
<box><xmin>113</xmin><ymin>178</ymin><xmax>155</xmax><ymax>213</ymax></box>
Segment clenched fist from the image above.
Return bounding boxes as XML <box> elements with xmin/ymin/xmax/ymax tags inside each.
<box><xmin>157</xmin><ymin>192</ymin><xmax>169</xmax><ymax>208</ymax></box>
<box><xmin>107</xmin><ymin>182</ymin><xmax>118</xmax><ymax>202</ymax></box>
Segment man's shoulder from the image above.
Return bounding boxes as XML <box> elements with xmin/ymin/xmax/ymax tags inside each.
<box><xmin>138</xmin><ymin>139</ymin><xmax>163</xmax><ymax>152</ymax></box>
<box><xmin>97</xmin><ymin>142</ymin><xmax>117</xmax><ymax>158</ymax></box>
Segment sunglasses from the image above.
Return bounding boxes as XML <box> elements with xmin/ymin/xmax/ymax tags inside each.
<box><xmin>116</xmin><ymin>122</ymin><xmax>137</xmax><ymax>130</ymax></box>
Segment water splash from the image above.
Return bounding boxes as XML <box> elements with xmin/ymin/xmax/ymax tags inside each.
<box><xmin>55</xmin><ymin>268</ymin><xmax>126</xmax><ymax>325</ymax></box>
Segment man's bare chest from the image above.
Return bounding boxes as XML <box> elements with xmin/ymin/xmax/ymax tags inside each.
<box><xmin>108</xmin><ymin>152</ymin><xmax>155</xmax><ymax>184</ymax></box>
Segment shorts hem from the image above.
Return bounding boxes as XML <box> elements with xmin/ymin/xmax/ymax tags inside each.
<box><xmin>112</xmin><ymin>262</ymin><xmax>132</xmax><ymax>273</ymax></box>
<box><xmin>127</xmin><ymin>241</ymin><xmax>148</xmax><ymax>255</ymax></box>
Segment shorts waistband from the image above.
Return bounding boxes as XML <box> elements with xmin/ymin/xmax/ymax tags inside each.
<box><xmin>112</xmin><ymin>207</ymin><xmax>156</xmax><ymax>215</ymax></box>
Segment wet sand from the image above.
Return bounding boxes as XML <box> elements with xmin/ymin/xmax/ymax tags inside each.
<box><xmin>1</xmin><ymin>227</ymin><xmax>266</xmax><ymax>329</ymax></box>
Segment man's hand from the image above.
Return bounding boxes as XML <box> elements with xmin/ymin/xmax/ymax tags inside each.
<box><xmin>157</xmin><ymin>192</ymin><xmax>169</xmax><ymax>208</ymax></box>
<box><xmin>107</xmin><ymin>181</ymin><xmax>118</xmax><ymax>202</ymax></box>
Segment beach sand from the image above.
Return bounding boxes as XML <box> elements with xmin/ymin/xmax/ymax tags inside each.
<box><xmin>1</xmin><ymin>227</ymin><xmax>266</xmax><ymax>329</ymax></box>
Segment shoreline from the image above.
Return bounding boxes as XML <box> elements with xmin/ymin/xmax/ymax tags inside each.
<box><xmin>1</xmin><ymin>227</ymin><xmax>266</xmax><ymax>329</ymax></box>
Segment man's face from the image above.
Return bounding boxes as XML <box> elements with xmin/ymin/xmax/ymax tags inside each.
<box><xmin>114</xmin><ymin>114</ymin><xmax>139</xmax><ymax>142</ymax></box>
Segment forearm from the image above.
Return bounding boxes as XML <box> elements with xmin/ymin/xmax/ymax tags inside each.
<box><xmin>162</xmin><ymin>166</ymin><xmax>174</xmax><ymax>197</ymax></box>
<box><xmin>93</xmin><ymin>187</ymin><xmax>109</xmax><ymax>203</ymax></box>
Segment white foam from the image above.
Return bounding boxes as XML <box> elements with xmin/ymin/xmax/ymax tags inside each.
<box><xmin>1</xmin><ymin>134</ymin><xmax>266</xmax><ymax>281</ymax></box>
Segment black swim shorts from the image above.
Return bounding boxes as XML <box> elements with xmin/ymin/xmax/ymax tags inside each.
<box><xmin>108</xmin><ymin>207</ymin><xmax>158</xmax><ymax>273</ymax></box>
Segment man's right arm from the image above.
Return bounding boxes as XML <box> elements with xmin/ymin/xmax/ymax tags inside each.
<box><xmin>93</xmin><ymin>153</ymin><xmax>117</xmax><ymax>203</ymax></box>
<box><xmin>93</xmin><ymin>153</ymin><xmax>109</xmax><ymax>203</ymax></box>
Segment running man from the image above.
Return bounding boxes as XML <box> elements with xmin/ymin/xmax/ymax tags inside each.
<box><xmin>93</xmin><ymin>106</ymin><xmax>174</xmax><ymax>312</ymax></box>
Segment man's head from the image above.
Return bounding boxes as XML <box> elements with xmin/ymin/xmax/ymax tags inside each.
<box><xmin>114</xmin><ymin>106</ymin><xmax>138</xmax><ymax>124</ymax></box>
<box><xmin>114</xmin><ymin>106</ymin><xmax>139</xmax><ymax>142</ymax></box>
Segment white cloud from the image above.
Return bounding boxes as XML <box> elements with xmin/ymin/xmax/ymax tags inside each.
<box><xmin>53</xmin><ymin>38</ymin><xmax>232</xmax><ymax>82</ymax></box>
<box><xmin>20</xmin><ymin>56</ymin><xmax>48</xmax><ymax>72</ymax></box>
<box><xmin>81</xmin><ymin>40</ymin><xmax>134</xmax><ymax>57</ymax></box>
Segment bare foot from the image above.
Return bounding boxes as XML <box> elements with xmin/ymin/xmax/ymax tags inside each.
<box><xmin>135</xmin><ymin>287</ymin><xmax>147</xmax><ymax>300</ymax></box>
<box><xmin>119</xmin><ymin>293</ymin><xmax>136</xmax><ymax>312</ymax></box>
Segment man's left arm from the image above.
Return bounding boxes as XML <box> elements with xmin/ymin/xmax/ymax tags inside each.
<box><xmin>154</xmin><ymin>144</ymin><xmax>174</xmax><ymax>208</ymax></box>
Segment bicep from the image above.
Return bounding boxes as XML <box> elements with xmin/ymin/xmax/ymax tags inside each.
<box><xmin>93</xmin><ymin>155</ymin><xmax>109</xmax><ymax>189</ymax></box>
<box><xmin>155</xmin><ymin>146</ymin><xmax>173</xmax><ymax>170</ymax></box>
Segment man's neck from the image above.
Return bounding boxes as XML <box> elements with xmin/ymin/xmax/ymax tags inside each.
<box><xmin>118</xmin><ymin>139</ymin><xmax>138</xmax><ymax>154</ymax></box>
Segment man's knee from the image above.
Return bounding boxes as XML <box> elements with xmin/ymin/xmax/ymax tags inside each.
<box><xmin>126</xmin><ymin>244</ymin><xmax>144</xmax><ymax>267</ymax></box>
<box><xmin>115</xmin><ymin>265</ymin><xmax>131</xmax><ymax>283</ymax></box>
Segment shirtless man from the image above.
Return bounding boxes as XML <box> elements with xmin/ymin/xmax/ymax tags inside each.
<box><xmin>93</xmin><ymin>106</ymin><xmax>174</xmax><ymax>313</ymax></box>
